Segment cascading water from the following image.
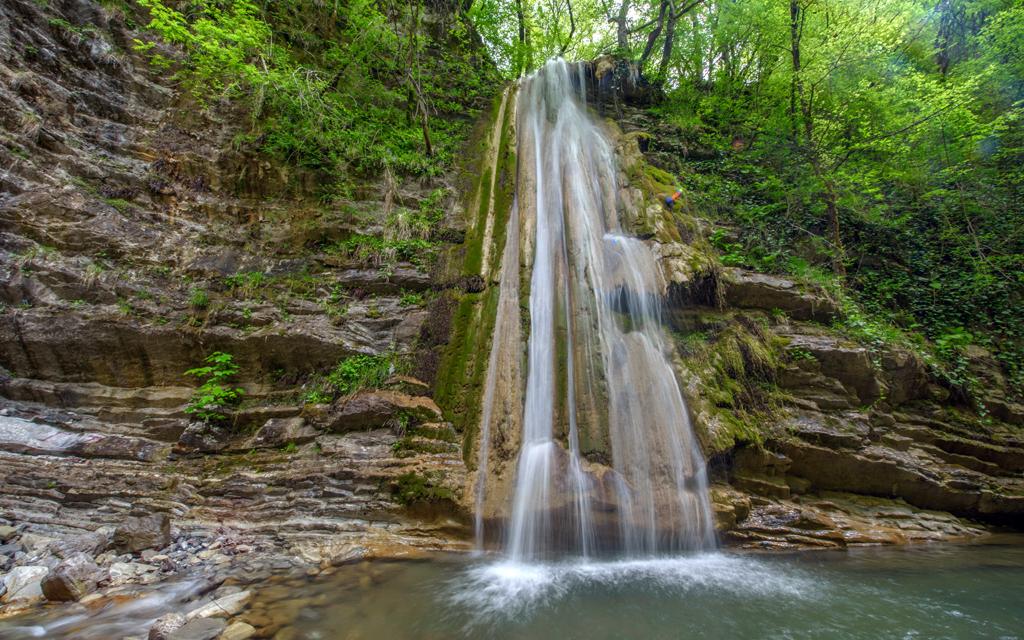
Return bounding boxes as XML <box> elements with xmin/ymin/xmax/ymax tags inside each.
<box><xmin>476</xmin><ymin>58</ymin><xmax>716</xmax><ymax>562</ymax></box>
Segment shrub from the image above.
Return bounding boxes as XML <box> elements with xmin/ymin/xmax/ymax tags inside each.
<box><xmin>184</xmin><ymin>352</ymin><xmax>244</xmax><ymax>423</ymax></box>
<box><xmin>326</xmin><ymin>354</ymin><xmax>393</xmax><ymax>396</ymax></box>
<box><xmin>189</xmin><ymin>287</ymin><xmax>209</xmax><ymax>309</ymax></box>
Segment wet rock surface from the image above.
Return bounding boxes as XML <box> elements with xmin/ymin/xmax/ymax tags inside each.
<box><xmin>40</xmin><ymin>552</ymin><xmax>102</xmax><ymax>601</ymax></box>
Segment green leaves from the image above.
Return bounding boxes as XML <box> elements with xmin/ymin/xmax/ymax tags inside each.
<box><xmin>134</xmin><ymin>1</ymin><xmax>495</xmax><ymax>180</ymax></box>
<box><xmin>326</xmin><ymin>354</ymin><xmax>393</xmax><ymax>396</ymax></box>
<box><xmin>184</xmin><ymin>352</ymin><xmax>244</xmax><ymax>424</ymax></box>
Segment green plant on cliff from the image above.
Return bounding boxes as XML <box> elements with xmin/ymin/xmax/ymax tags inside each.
<box><xmin>680</xmin><ymin>317</ymin><xmax>785</xmax><ymax>450</ymax></box>
<box><xmin>391</xmin><ymin>471</ymin><xmax>454</xmax><ymax>506</ymax></box>
<box><xmin>325</xmin><ymin>353</ymin><xmax>396</xmax><ymax>397</ymax></box>
<box><xmin>184</xmin><ymin>351</ymin><xmax>244</xmax><ymax>423</ymax></box>
<box><xmin>134</xmin><ymin>0</ymin><xmax>496</xmax><ymax>180</ymax></box>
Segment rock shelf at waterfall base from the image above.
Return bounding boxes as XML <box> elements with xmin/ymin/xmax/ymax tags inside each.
<box><xmin>6</xmin><ymin>541</ymin><xmax>1024</xmax><ymax>639</ymax></box>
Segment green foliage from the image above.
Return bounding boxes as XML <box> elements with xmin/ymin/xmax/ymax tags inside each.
<box><xmin>633</xmin><ymin>0</ymin><xmax>1024</xmax><ymax>401</ymax></box>
<box><xmin>103</xmin><ymin>198</ymin><xmax>133</xmax><ymax>213</ymax></box>
<box><xmin>331</xmin><ymin>235</ymin><xmax>436</xmax><ymax>271</ymax></box>
<box><xmin>391</xmin><ymin>471</ymin><xmax>454</xmax><ymax>506</ymax></box>
<box><xmin>326</xmin><ymin>353</ymin><xmax>394</xmax><ymax>396</ymax></box>
<box><xmin>223</xmin><ymin>270</ymin><xmax>266</xmax><ymax>298</ymax></box>
<box><xmin>184</xmin><ymin>352</ymin><xmax>244</xmax><ymax>423</ymax></box>
<box><xmin>135</xmin><ymin>0</ymin><xmax>497</xmax><ymax>180</ymax></box>
<box><xmin>302</xmin><ymin>388</ymin><xmax>332</xmax><ymax>405</ymax></box>
<box><xmin>189</xmin><ymin>287</ymin><xmax>209</xmax><ymax>309</ymax></box>
<box><xmin>787</xmin><ymin>347</ymin><xmax>816</xmax><ymax>362</ymax></box>
<box><xmin>399</xmin><ymin>291</ymin><xmax>426</xmax><ymax>307</ymax></box>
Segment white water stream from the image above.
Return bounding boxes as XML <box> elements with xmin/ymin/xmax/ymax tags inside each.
<box><xmin>480</xmin><ymin>59</ymin><xmax>715</xmax><ymax>562</ymax></box>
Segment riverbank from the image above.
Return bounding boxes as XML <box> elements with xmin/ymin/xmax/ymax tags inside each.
<box><xmin>2</xmin><ymin>535</ymin><xmax>1023</xmax><ymax>639</ymax></box>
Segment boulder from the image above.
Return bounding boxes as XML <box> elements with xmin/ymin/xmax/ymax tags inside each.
<box><xmin>149</xmin><ymin>612</ymin><xmax>187</xmax><ymax>640</ymax></box>
<box><xmin>220</xmin><ymin>622</ymin><xmax>256</xmax><ymax>640</ymax></box>
<box><xmin>113</xmin><ymin>513</ymin><xmax>171</xmax><ymax>553</ymax></box>
<box><xmin>723</xmin><ymin>269</ymin><xmax>838</xmax><ymax>322</ymax></box>
<box><xmin>41</xmin><ymin>552</ymin><xmax>103</xmax><ymax>601</ymax></box>
<box><xmin>108</xmin><ymin>561</ymin><xmax>158</xmax><ymax>585</ymax></box>
<box><xmin>782</xmin><ymin>332</ymin><xmax>881</xmax><ymax>403</ymax></box>
<box><xmin>167</xmin><ymin>617</ymin><xmax>227</xmax><ymax>640</ymax></box>
<box><xmin>0</xmin><ymin>416</ymin><xmax>163</xmax><ymax>461</ymax></box>
<box><xmin>880</xmin><ymin>348</ymin><xmax>929</xmax><ymax>406</ymax></box>
<box><xmin>1</xmin><ymin>565</ymin><xmax>48</xmax><ymax>604</ymax></box>
<box><xmin>248</xmin><ymin>417</ymin><xmax>317</xmax><ymax>450</ymax></box>
<box><xmin>176</xmin><ymin>421</ymin><xmax>231</xmax><ymax>454</ymax></box>
<box><xmin>185</xmin><ymin>589</ymin><xmax>251</xmax><ymax>620</ymax></box>
<box><xmin>324</xmin><ymin>390</ymin><xmax>443</xmax><ymax>432</ymax></box>
<box><xmin>48</xmin><ymin>530</ymin><xmax>110</xmax><ymax>559</ymax></box>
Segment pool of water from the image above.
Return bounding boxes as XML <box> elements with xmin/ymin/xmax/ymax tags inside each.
<box><xmin>3</xmin><ymin>538</ymin><xmax>1024</xmax><ymax>639</ymax></box>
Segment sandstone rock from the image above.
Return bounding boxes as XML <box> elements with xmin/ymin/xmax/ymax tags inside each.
<box><xmin>15</xmin><ymin>532</ymin><xmax>56</xmax><ymax>553</ymax></box>
<box><xmin>880</xmin><ymin>348</ymin><xmax>928</xmax><ymax>405</ymax></box>
<box><xmin>383</xmin><ymin>375</ymin><xmax>431</xmax><ymax>396</ymax></box>
<box><xmin>782</xmin><ymin>332</ymin><xmax>881</xmax><ymax>403</ymax></box>
<box><xmin>185</xmin><ymin>590</ymin><xmax>252</xmax><ymax>620</ymax></box>
<box><xmin>113</xmin><ymin>513</ymin><xmax>171</xmax><ymax>553</ymax></box>
<box><xmin>1</xmin><ymin>565</ymin><xmax>48</xmax><ymax>604</ymax></box>
<box><xmin>41</xmin><ymin>552</ymin><xmax>103</xmax><ymax>601</ymax></box>
<box><xmin>328</xmin><ymin>267</ymin><xmax>432</xmax><ymax>293</ymax></box>
<box><xmin>324</xmin><ymin>390</ymin><xmax>443</xmax><ymax>432</ymax></box>
<box><xmin>168</xmin><ymin>617</ymin><xmax>227</xmax><ymax>640</ymax></box>
<box><xmin>49</xmin><ymin>530</ymin><xmax>110</xmax><ymax>559</ymax></box>
<box><xmin>220</xmin><ymin>622</ymin><xmax>256</xmax><ymax>640</ymax></box>
<box><xmin>176</xmin><ymin>421</ymin><xmax>231</xmax><ymax>454</ymax></box>
<box><xmin>0</xmin><ymin>525</ymin><xmax>17</xmax><ymax>541</ymax></box>
<box><xmin>723</xmin><ymin>269</ymin><xmax>838</xmax><ymax>322</ymax></box>
<box><xmin>0</xmin><ymin>416</ymin><xmax>163</xmax><ymax>461</ymax></box>
<box><xmin>108</xmin><ymin>561</ymin><xmax>158</xmax><ymax>585</ymax></box>
<box><xmin>248</xmin><ymin>417</ymin><xmax>317</xmax><ymax>450</ymax></box>
<box><xmin>149</xmin><ymin>612</ymin><xmax>187</xmax><ymax>640</ymax></box>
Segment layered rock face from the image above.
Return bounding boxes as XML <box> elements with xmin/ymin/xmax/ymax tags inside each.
<box><xmin>0</xmin><ymin>0</ymin><xmax>471</xmax><ymax>608</ymax></box>
<box><xmin>671</xmin><ymin>271</ymin><xmax>1024</xmax><ymax>547</ymax></box>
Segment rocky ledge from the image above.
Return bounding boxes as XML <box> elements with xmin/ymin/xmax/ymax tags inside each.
<box><xmin>670</xmin><ymin>267</ymin><xmax>1023</xmax><ymax>549</ymax></box>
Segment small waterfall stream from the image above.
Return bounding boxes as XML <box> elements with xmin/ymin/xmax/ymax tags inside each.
<box><xmin>477</xmin><ymin>59</ymin><xmax>715</xmax><ymax>562</ymax></box>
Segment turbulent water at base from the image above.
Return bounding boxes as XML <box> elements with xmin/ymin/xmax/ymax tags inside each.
<box><xmin>492</xmin><ymin>58</ymin><xmax>714</xmax><ymax>561</ymax></box>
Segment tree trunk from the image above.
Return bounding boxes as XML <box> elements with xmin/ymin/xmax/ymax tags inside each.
<box><xmin>789</xmin><ymin>0</ymin><xmax>802</xmax><ymax>145</ymax></box>
<box><xmin>616</xmin><ymin>0</ymin><xmax>632</xmax><ymax>52</ymax></box>
<box><xmin>657</xmin><ymin>6</ymin><xmax>679</xmax><ymax>80</ymax></box>
<box><xmin>639</xmin><ymin>1</ymin><xmax>669</xmax><ymax>70</ymax></box>
<box><xmin>515</xmin><ymin>0</ymin><xmax>530</xmax><ymax>74</ymax></box>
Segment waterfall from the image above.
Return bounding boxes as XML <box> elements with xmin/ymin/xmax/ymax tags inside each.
<box><xmin>477</xmin><ymin>58</ymin><xmax>715</xmax><ymax>562</ymax></box>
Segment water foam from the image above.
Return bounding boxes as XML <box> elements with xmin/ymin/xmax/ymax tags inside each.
<box><xmin>448</xmin><ymin>554</ymin><xmax>816</xmax><ymax>624</ymax></box>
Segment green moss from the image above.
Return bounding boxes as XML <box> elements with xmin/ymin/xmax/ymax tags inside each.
<box><xmin>434</xmin><ymin>94</ymin><xmax>517</xmax><ymax>466</ymax></box>
<box><xmin>391</xmin><ymin>472</ymin><xmax>454</xmax><ymax>506</ymax></box>
<box><xmin>679</xmin><ymin>315</ymin><xmax>785</xmax><ymax>453</ymax></box>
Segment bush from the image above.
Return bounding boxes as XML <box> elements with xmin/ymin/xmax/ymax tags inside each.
<box><xmin>184</xmin><ymin>352</ymin><xmax>244</xmax><ymax>423</ymax></box>
<box><xmin>326</xmin><ymin>354</ymin><xmax>394</xmax><ymax>396</ymax></box>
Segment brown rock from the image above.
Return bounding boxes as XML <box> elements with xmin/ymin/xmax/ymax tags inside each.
<box><xmin>249</xmin><ymin>417</ymin><xmax>317</xmax><ymax>450</ymax></box>
<box><xmin>149</xmin><ymin>613</ymin><xmax>187</xmax><ymax>640</ymax></box>
<box><xmin>723</xmin><ymin>269</ymin><xmax>838</xmax><ymax>322</ymax></box>
<box><xmin>41</xmin><ymin>552</ymin><xmax>103</xmax><ymax>601</ymax></box>
<box><xmin>113</xmin><ymin>513</ymin><xmax>171</xmax><ymax>553</ymax></box>
<box><xmin>324</xmin><ymin>390</ymin><xmax>443</xmax><ymax>432</ymax></box>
